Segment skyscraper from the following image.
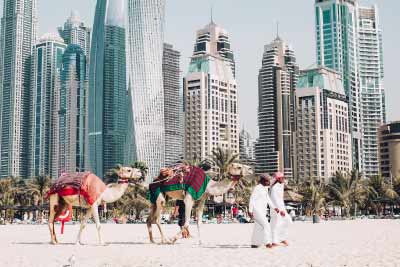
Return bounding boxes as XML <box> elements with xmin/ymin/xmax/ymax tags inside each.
<box><xmin>126</xmin><ymin>0</ymin><xmax>165</xmax><ymax>180</ymax></box>
<box><xmin>29</xmin><ymin>33</ymin><xmax>66</xmax><ymax>178</ymax></box>
<box><xmin>0</xmin><ymin>0</ymin><xmax>37</xmax><ymax>178</ymax></box>
<box><xmin>58</xmin><ymin>11</ymin><xmax>91</xmax><ymax>56</ymax></box>
<box><xmin>184</xmin><ymin>21</ymin><xmax>239</xmax><ymax>162</ymax></box>
<box><xmin>239</xmin><ymin>129</ymin><xmax>256</xmax><ymax>167</ymax></box>
<box><xmin>57</xmin><ymin>45</ymin><xmax>88</xmax><ymax>175</ymax></box>
<box><xmin>315</xmin><ymin>0</ymin><xmax>360</xmax><ymax>171</ymax></box>
<box><xmin>358</xmin><ymin>5</ymin><xmax>385</xmax><ymax>177</ymax></box>
<box><xmin>315</xmin><ymin>0</ymin><xmax>386</xmax><ymax>176</ymax></box>
<box><xmin>88</xmin><ymin>0</ymin><xmax>127</xmax><ymax>178</ymax></box>
<box><xmin>256</xmin><ymin>37</ymin><xmax>298</xmax><ymax>179</ymax></box>
<box><xmin>163</xmin><ymin>43</ymin><xmax>183</xmax><ymax>166</ymax></box>
<box><xmin>296</xmin><ymin>67</ymin><xmax>352</xmax><ymax>182</ymax></box>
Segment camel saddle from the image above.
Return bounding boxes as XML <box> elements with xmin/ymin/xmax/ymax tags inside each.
<box><xmin>46</xmin><ymin>172</ymin><xmax>107</xmax><ymax>205</ymax></box>
<box><xmin>148</xmin><ymin>166</ymin><xmax>210</xmax><ymax>204</ymax></box>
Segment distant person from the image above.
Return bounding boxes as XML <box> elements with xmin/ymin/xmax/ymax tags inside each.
<box><xmin>232</xmin><ymin>205</ymin><xmax>239</xmax><ymax>219</ymax></box>
<box><xmin>290</xmin><ymin>209</ymin><xmax>296</xmax><ymax>219</ymax></box>
<box><xmin>270</xmin><ymin>172</ymin><xmax>292</xmax><ymax>247</ymax></box>
<box><xmin>173</xmin><ymin>200</ymin><xmax>189</xmax><ymax>238</ymax></box>
<box><xmin>249</xmin><ymin>174</ymin><xmax>282</xmax><ymax>249</ymax></box>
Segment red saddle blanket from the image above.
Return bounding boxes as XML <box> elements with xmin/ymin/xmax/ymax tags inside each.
<box><xmin>148</xmin><ymin>166</ymin><xmax>210</xmax><ymax>203</ymax></box>
<box><xmin>46</xmin><ymin>172</ymin><xmax>106</xmax><ymax>205</ymax></box>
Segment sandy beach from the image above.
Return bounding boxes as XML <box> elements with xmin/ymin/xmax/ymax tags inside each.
<box><xmin>1</xmin><ymin>219</ymin><xmax>399</xmax><ymax>267</ymax></box>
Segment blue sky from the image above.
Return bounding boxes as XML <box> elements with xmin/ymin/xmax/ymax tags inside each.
<box><xmin>31</xmin><ymin>0</ymin><xmax>400</xmax><ymax>136</ymax></box>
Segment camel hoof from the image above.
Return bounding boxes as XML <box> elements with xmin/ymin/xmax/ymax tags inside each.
<box><xmin>161</xmin><ymin>238</ymin><xmax>172</xmax><ymax>245</ymax></box>
<box><xmin>50</xmin><ymin>240</ymin><xmax>58</xmax><ymax>245</ymax></box>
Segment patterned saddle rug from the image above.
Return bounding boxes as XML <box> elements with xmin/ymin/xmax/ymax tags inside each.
<box><xmin>148</xmin><ymin>166</ymin><xmax>210</xmax><ymax>204</ymax></box>
<box><xmin>46</xmin><ymin>172</ymin><xmax>107</xmax><ymax>205</ymax></box>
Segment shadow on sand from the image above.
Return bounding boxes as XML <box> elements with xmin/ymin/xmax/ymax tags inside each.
<box><xmin>13</xmin><ymin>242</ymin><xmax>76</xmax><ymax>245</ymax></box>
<box><xmin>201</xmin><ymin>244</ymin><xmax>251</xmax><ymax>249</ymax></box>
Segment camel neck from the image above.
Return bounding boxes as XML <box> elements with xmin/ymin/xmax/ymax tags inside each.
<box><xmin>102</xmin><ymin>182</ymin><xmax>129</xmax><ymax>203</ymax></box>
<box><xmin>207</xmin><ymin>179</ymin><xmax>237</xmax><ymax>196</ymax></box>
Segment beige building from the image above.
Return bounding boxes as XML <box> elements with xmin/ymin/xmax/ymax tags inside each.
<box><xmin>183</xmin><ymin>21</ymin><xmax>239</xmax><ymax>161</ymax></box>
<box><xmin>378</xmin><ymin>122</ymin><xmax>400</xmax><ymax>179</ymax></box>
<box><xmin>296</xmin><ymin>67</ymin><xmax>352</xmax><ymax>181</ymax></box>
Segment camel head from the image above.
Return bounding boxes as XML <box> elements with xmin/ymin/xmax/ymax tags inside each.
<box><xmin>117</xmin><ymin>167</ymin><xmax>142</xmax><ymax>180</ymax></box>
<box><xmin>227</xmin><ymin>163</ymin><xmax>254</xmax><ymax>181</ymax></box>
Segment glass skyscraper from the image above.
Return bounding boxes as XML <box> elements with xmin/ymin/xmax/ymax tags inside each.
<box><xmin>58</xmin><ymin>11</ymin><xmax>91</xmax><ymax>57</ymax></box>
<box><xmin>57</xmin><ymin>45</ymin><xmax>88</xmax><ymax>175</ymax></box>
<box><xmin>256</xmin><ymin>37</ymin><xmax>298</xmax><ymax>179</ymax></box>
<box><xmin>163</xmin><ymin>43</ymin><xmax>183</xmax><ymax>167</ymax></box>
<box><xmin>315</xmin><ymin>0</ymin><xmax>361</xmax><ymax>171</ymax></box>
<box><xmin>29</xmin><ymin>34</ymin><xmax>66</xmax><ymax>178</ymax></box>
<box><xmin>358</xmin><ymin>5</ymin><xmax>385</xmax><ymax>177</ymax></box>
<box><xmin>88</xmin><ymin>0</ymin><xmax>127</xmax><ymax>178</ymax></box>
<box><xmin>127</xmin><ymin>0</ymin><xmax>166</xmax><ymax>180</ymax></box>
<box><xmin>0</xmin><ymin>0</ymin><xmax>37</xmax><ymax>178</ymax></box>
<box><xmin>315</xmin><ymin>0</ymin><xmax>386</xmax><ymax>176</ymax></box>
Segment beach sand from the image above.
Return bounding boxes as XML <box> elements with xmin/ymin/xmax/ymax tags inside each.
<box><xmin>1</xmin><ymin>219</ymin><xmax>399</xmax><ymax>267</ymax></box>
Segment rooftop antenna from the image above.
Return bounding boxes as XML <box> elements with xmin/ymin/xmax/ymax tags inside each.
<box><xmin>211</xmin><ymin>5</ymin><xmax>214</xmax><ymax>24</ymax></box>
<box><xmin>276</xmin><ymin>21</ymin><xmax>280</xmax><ymax>39</ymax></box>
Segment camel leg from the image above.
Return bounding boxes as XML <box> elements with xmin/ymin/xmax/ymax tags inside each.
<box><xmin>196</xmin><ymin>194</ymin><xmax>208</xmax><ymax>245</ymax></box>
<box><xmin>75</xmin><ymin>208</ymin><xmax>92</xmax><ymax>245</ymax></box>
<box><xmin>154</xmin><ymin>198</ymin><xmax>170</xmax><ymax>244</ymax></box>
<box><xmin>48</xmin><ymin>194</ymin><xmax>58</xmax><ymax>245</ymax></box>
<box><xmin>91</xmin><ymin>204</ymin><xmax>104</xmax><ymax>245</ymax></box>
<box><xmin>146</xmin><ymin>206</ymin><xmax>156</xmax><ymax>244</ymax></box>
<box><xmin>171</xmin><ymin>194</ymin><xmax>194</xmax><ymax>244</ymax></box>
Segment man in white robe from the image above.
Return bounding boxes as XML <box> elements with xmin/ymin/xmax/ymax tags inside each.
<box><xmin>249</xmin><ymin>174</ymin><xmax>282</xmax><ymax>248</ymax></box>
<box><xmin>270</xmin><ymin>172</ymin><xmax>292</xmax><ymax>247</ymax></box>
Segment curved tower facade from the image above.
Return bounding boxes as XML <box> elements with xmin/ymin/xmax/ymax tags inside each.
<box><xmin>127</xmin><ymin>0</ymin><xmax>165</xmax><ymax>180</ymax></box>
<box><xmin>88</xmin><ymin>0</ymin><xmax>127</xmax><ymax>178</ymax></box>
<box><xmin>58</xmin><ymin>45</ymin><xmax>87</xmax><ymax>175</ymax></box>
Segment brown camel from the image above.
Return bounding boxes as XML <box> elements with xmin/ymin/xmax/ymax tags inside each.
<box><xmin>47</xmin><ymin>167</ymin><xmax>142</xmax><ymax>245</ymax></box>
<box><xmin>146</xmin><ymin>163</ymin><xmax>253</xmax><ymax>245</ymax></box>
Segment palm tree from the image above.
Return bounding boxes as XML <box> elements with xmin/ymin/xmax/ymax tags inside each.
<box><xmin>0</xmin><ymin>178</ymin><xmax>15</xmax><ymax>223</ymax></box>
<box><xmin>130</xmin><ymin>161</ymin><xmax>148</xmax><ymax>181</ymax></box>
<box><xmin>113</xmin><ymin>184</ymin><xmax>150</xmax><ymax>220</ymax></box>
<box><xmin>26</xmin><ymin>175</ymin><xmax>51</xmax><ymax>221</ymax></box>
<box><xmin>299</xmin><ymin>177</ymin><xmax>327</xmax><ymax>223</ymax></box>
<box><xmin>394</xmin><ymin>177</ymin><xmax>400</xmax><ymax>204</ymax></box>
<box><xmin>366</xmin><ymin>175</ymin><xmax>398</xmax><ymax>215</ymax></box>
<box><xmin>210</xmin><ymin>147</ymin><xmax>239</xmax><ymax>181</ymax></box>
<box><xmin>327</xmin><ymin>170</ymin><xmax>367</xmax><ymax>217</ymax></box>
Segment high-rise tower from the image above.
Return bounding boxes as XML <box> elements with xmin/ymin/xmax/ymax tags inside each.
<box><xmin>315</xmin><ymin>0</ymin><xmax>386</xmax><ymax>176</ymax></box>
<box><xmin>184</xmin><ymin>21</ymin><xmax>239</xmax><ymax>162</ymax></box>
<box><xmin>256</xmin><ymin>37</ymin><xmax>298</xmax><ymax>179</ymax></box>
<box><xmin>358</xmin><ymin>5</ymin><xmax>385</xmax><ymax>177</ymax></box>
<box><xmin>88</xmin><ymin>0</ymin><xmax>127</xmax><ymax>178</ymax></box>
<box><xmin>163</xmin><ymin>43</ymin><xmax>183</xmax><ymax>166</ymax></box>
<box><xmin>58</xmin><ymin>11</ymin><xmax>91</xmax><ymax>57</ymax></box>
<box><xmin>0</xmin><ymin>0</ymin><xmax>38</xmax><ymax>178</ymax></box>
<box><xmin>296</xmin><ymin>67</ymin><xmax>352</xmax><ymax>182</ymax></box>
<box><xmin>57</xmin><ymin>45</ymin><xmax>88</xmax><ymax>175</ymax></box>
<box><xmin>29</xmin><ymin>33</ymin><xmax>66</xmax><ymax>178</ymax></box>
<box><xmin>127</xmin><ymin>0</ymin><xmax>165</xmax><ymax>180</ymax></box>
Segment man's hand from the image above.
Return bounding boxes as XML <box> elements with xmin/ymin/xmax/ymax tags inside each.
<box><xmin>280</xmin><ymin>211</ymin><xmax>286</xmax><ymax>217</ymax></box>
<box><xmin>249</xmin><ymin>212</ymin><xmax>253</xmax><ymax>219</ymax></box>
<box><xmin>274</xmin><ymin>208</ymin><xmax>280</xmax><ymax>213</ymax></box>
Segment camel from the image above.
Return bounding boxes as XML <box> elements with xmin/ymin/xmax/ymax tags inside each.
<box><xmin>47</xmin><ymin>167</ymin><xmax>142</xmax><ymax>245</ymax></box>
<box><xmin>146</xmin><ymin>163</ymin><xmax>253</xmax><ymax>244</ymax></box>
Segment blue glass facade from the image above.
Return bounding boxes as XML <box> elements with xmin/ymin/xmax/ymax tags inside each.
<box><xmin>58</xmin><ymin>44</ymin><xmax>87</xmax><ymax>174</ymax></box>
<box><xmin>29</xmin><ymin>35</ymin><xmax>66</xmax><ymax>177</ymax></box>
<box><xmin>88</xmin><ymin>0</ymin><xmax>127</xmax><ymax>178</ymax></box>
